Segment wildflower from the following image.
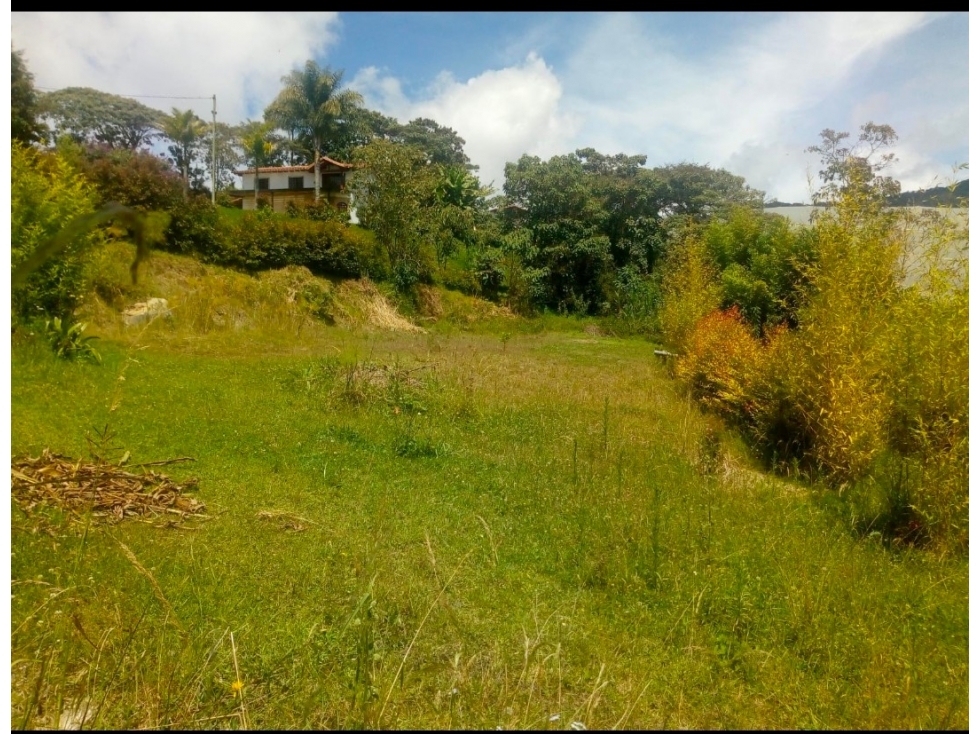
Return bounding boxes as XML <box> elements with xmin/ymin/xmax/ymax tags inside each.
<box><xmin>571</xmin><ymin>722</ymin><xmax>587</xmax><ymax>731</ymax></box>
<box><xmin>549</xmin><ymin>713</ymin><xmax>561</xmax><ymax>722</ymax></box>
<box><xmin>231</xmin><ymin>680</ymin><xmax>244</xmax><ymax>697</ymax></box>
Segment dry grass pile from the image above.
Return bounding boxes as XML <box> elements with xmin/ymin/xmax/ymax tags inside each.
<box><xmin>11</xmin><ymin>450</ymin><xmax>205</xmax><ymax>525</ymax></box>
<box><xmin>334</xmin><ymin>278</ymin><xmax>424</xmax><ymax>332</ymax></box>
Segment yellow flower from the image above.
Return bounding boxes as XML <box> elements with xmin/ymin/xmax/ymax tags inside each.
<box><xmin>231</xmin><ymin>680</ymin><xmax>244</xmax><ymax>697</ymax></box>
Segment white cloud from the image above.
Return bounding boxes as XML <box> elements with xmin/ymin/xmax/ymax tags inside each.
<box><xmin>352</xmin><ymin>54</ymin><xmax>579</xmax><ymax>191</ymax></box>
<box><xmin>559</xmin><ymin>12</ymin><xmax>939</xmax><ymax>201</ymax></box>
<box><xmin>350</xmin><ymin>66</ymin><xmax>411</xmax><ymax>114</ymax></box>
<box><xmin>11</xmin><ymin>12</ymin><xmax>341</xmax><ymax>126</ymax></box>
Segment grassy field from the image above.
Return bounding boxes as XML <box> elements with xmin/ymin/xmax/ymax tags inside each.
<box><xmin>9</xmin><ymin>250</ymin><xmax>969</xmax><ymax>729</ymax></box>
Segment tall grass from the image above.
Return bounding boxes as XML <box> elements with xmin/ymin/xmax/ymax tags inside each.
<box><xmin>11</xmin><ymin>306</ymin><xmax>968</xmax><ymax>728</ymax></box>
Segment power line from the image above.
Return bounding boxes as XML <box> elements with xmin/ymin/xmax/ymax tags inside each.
<box><xmin>36</xmin><ymin>86</ymin><xmax>212</xmax><ymax>100</ymax></box>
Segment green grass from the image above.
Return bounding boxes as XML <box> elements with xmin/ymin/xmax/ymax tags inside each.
<box><xmin>10</xmin><ymin>262</ymin><xmax>969</xmax><ymax>729</ymax></box>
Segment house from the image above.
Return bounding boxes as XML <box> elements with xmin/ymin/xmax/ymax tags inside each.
<box><xmin>234</xmin><ymin>156</ymin><xmax>355</xmax><ymax>213</ymax></box>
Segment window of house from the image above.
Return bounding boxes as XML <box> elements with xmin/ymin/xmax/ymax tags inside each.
<box><xmin>322</xmin><ymin>173</ymin><xmax>345</xmax><ymax>191</ymax></box>
<box><xmin>288</xmin><ymin>176</ymin><xmax>304</xmax><ymax>190</ymax></box>
<box><xmin>257</xmin><ymin>177</ymin><xmax>270</xmax><ymax>191</ymax></box>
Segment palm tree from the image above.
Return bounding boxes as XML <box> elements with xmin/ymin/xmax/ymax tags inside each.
<box><xmin>238</xmin><ymin>121</ymin><xmax>279</xmax><ymax>207</ymax></box>
<box><xmin>264</xmin><ymin>61</ymin><xmax>363</xmax><ymax>202</ymax></box>
<box><xmin>161</xmin><ymin>108</ymin><xmax>207</xmax><ymax>199</ymax></box>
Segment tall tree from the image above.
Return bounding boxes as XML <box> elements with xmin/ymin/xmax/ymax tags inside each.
<box><xmin>38</xmin><ymin>87</ymin><xmax>163</xmax><ymax>149</ymax></box>
<box><xmin>202</xmin><ymin>121</ymin><xmax>244</xmax><ymax>192</ymax></box>
<box><xmin>329</xmin><ymin>107</ymin><xmax>399</xmax><ymax>162</ymax></box>
<box><xmin>264</xmin><ymin>60</ymin><xmax>363</xmax><ymax>202</ymax></box>
<box><xmin>12</xmin><ymin>49</ymin><xmax>46</xmax><ymax>144</ymax></box>
<box><xmin>349</xmin><ymin>140</ymin><xmax>441</xmax><ymax>289</ymax></box>
<box><xmin>650</xmin><ymin>163</ymin><xmax>765</xmax><ymax>219</ymax></box>
<box><xmin>161</xmin><ymin>108</ymin><xmax>207</xmax><ymax>199</ymax></box>
<box><xmin>389</xmin><ymin>117</ymin><xmax>475</xmax><ymax>170</ymax></box>
<box><xmin>806</xmin><ymin>122</ymin><xmax>900</xmax><ymax>208</ymax></box>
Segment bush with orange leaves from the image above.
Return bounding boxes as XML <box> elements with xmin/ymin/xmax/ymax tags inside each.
<box><xmin>675</xmin><ymin>306</ymin><xmax>764</xmax><ymax>425</ymax></box>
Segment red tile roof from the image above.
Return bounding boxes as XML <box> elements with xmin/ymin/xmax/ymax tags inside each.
<box><xmin>235</xmin><ymin>156</ymin><xmax>355</xmax><ymax>175</ymax></box>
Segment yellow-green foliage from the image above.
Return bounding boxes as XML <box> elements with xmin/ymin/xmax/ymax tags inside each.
<box><xmin>11</xmin><ymin>142</ymin><xmax>103</xmax><ymax>318</ymax></box>
<box><xmin>658</xmin><ymin>236</ymin><xmax>721</xmax><ymax>350</ymax></box>
<box><xmin>878</xmin><ymin>211</ymin><xmax>969</xmax><ymax>544</ymax></box>
<box><xmin>788</xmin><ymin>202</ymin><xmax>904</xmax><ymax>481</ymax></box>
<box><xmin>668</xmin><ymin>184</ymin><xmax>968</xmax><ymax>549</ymax></box>
<box><xmin>784</xmin><ymin>199</ymin><xmax>967</xmax><ymax>548</ymax></box>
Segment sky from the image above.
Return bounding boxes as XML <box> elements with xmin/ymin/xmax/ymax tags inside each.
<box><xmin>9</xmin><ymin>11</ymin><xmax>969</xmax><ymax>202</ymax></box>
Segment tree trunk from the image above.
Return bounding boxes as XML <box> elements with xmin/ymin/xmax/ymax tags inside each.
<box><xmin>182</xmin><ymin>154</ymin><xmax>189</xmax><ymax>201</ymax></box>
<box><xmin>314</xmin><ymin>139</ymin><xmax>321</xmax><ymax>202</ymax></box>
<box><xmin>253</xmin><ymin>153</ymin><xmax>262</xmax><ymax>210</ymax></box>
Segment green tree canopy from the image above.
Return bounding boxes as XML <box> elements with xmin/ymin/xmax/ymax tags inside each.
<box><xmin>320</xmin><ymin>106</ymin><xmax>398</xmax><ymax>163</ymax></box>
<box><xmin>349</xmin><ymin>139</ymin><xmax>441</xmax><ymax>290</ymax></box>
<box><xmin>12</xmin><ymin>49</ymin><xmax>46</xmax><ymax>145</ymax></box>
<box><xmin>499</xmin><ymin>151</ymin><xmax>765</xmax><ymax>314</ymax></box>
<box><xmin>650</xmin><ymin>162</ymin><xmax>764</xmax><ymax>219</ymax></box>
<box><xmin>38</xmin><ymin>87</ymin><xmax>164</xmax><ymax>149</ymax></box>
<box><xmin>388</xmin><ymin>117</ymin><xmax>475</xmax><ymax>171</ymax></box>
<box><xmin>237</xmin><ymin>120</ymin><xmax>284</xmax><ymax>172</ymax></box>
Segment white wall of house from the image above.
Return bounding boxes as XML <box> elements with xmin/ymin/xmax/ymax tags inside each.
<box><xmin>240</xmin><ymin>171</ymin><xmax>312</xmax><ymax>191</ymax></box>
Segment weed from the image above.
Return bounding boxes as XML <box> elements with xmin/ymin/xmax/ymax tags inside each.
<box><xmin>45</xmin><ymin>317</ymin><xmax>102</xmax><ymax>364</ymax></box>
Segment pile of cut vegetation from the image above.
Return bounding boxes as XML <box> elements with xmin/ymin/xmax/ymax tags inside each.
<box><xmin>333</xmin><ymin>278</ymin><xmax>424</xmax><ymax>332</ymax></box>
<box><xmin>11</xmin><ymin>450</ymin><xmax>205</xmax><ymax>525</ymax></box>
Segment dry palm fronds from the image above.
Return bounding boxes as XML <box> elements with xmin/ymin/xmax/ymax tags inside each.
<box><xmin>11</xmin><ymin>449</ymin><xmax>205</xmax><ymax>525</ymax></box>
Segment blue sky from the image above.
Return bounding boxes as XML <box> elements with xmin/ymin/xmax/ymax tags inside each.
<box><xmin>10</xmin><ymin>12</ymin><xmax>969</xmax><ymax>202</ymax></box>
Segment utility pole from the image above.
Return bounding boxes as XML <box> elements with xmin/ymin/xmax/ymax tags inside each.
<box><xmin>211</xmin><ymin>94</ymin><xmax>217</xmax><ymax>205</ymax></box>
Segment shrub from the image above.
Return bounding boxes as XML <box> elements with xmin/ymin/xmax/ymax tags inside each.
<box><xmin>165</xmin><ymin>193</ymin><xmax>223</xmax><ymax>259</ymax></box>
<box><xmin>66</xmin><ymin>142</ymin><xmax>184</xmax><ymax>212</ymax></box>
<box><xmin>44</xmin><ymin>317</ymin><xmax>101</xmax><ymax>364</ymax></box>
<box><xmin>700</xmin><ymin>206</ymin><xmax>817</xmax><ymax>335</ymax></box>
<box><xmin>64</xmin><ymin>142</ymin><xmax>223</xmax><ymax>258</ymax></box>
<box><xmin>749</xmin><ymin>190</ymin><xmax>966</xmax><ymax>548</ymax></box>
<box><xmin>219</xmin><ymin>214</ymin><xmax>389</xmax><ymax>279</ymax></box>
<box><xmin>604</xmin><ymin>265</ymin><xmax>660</xmax><ymax>334</ymax></box>
<box><xmin>675</xmin><ymin>307</ymin><xmax>764</xmax><ymax>424</ymax></box>
<box><xmin>659</xmin><ymin>124</ymin><xmax>969</xmax><ymax>550</ymax></box>
<box><xmin>11</xmin><ymin>143</ymin><xmax>103</xmax><ymax>319</ymax></box>
<box><xmin>285</xmin><ymin>199</ymin><xmax>349</xmax><ymax>225</ymax></box>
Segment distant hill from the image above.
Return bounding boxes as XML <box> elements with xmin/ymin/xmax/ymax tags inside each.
<box><xmin>764</xmin><ymin>200</ymin><xmax>808</xmax><ymax>207</ymax></box>
<box><xmin>764</xmin><ymin>180</ymin><xmax>968</xmax><ymax>209</ymax></box>
<box><xmin>888</xmin><ymin>180</ymin><xmax>968</xmax><ymax>207</ymax></box>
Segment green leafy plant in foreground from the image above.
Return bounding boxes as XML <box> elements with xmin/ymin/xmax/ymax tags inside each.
<box><xmin>44</xmin><ymin>317</ymin><xmax>102</xmax><ymax>364</ymax></box>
